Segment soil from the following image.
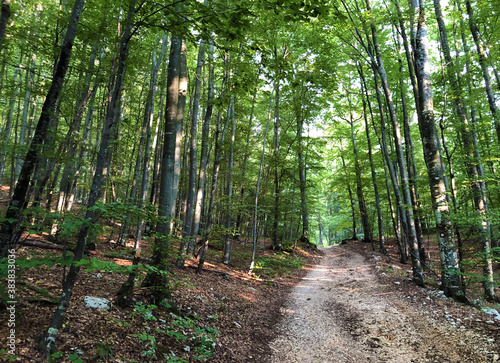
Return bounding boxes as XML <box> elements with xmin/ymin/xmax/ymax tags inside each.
<box><xmin>1</xmin><ymin>228</ymin><xmax>499</xmax><ymax>362</ymax></box>
<box><xmin>269</xmin><ymin>241</ymin><xmax>500</xmax><ymax>363</ymax></box>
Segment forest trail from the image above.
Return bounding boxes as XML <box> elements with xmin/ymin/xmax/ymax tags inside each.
<box><xmin>268</xmin><ymin>241</ymin><xmax>499</xmax><ymax>363</ymax></box>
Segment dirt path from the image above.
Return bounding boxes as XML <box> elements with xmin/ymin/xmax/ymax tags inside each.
<box><xmin>269</xmin><ymin>241</ymin><xmax>499</xmax><ymax>362</ymax></box>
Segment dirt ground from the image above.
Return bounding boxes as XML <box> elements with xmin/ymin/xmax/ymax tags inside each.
<box><xmin>268</xmin><ymin>241</ymin><xmax>500</xmax><ymax>363</ymax></box>
<box><xmin>1</xmin><ymin>234</ymin><xmax>500</xmax><ymax>362</ymax></box>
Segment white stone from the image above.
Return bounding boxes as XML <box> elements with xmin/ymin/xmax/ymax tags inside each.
<box><xmin>482</xmin><ymin>308</ymin><xmax>500</xmax><ymax>321</ymax></box>
<box><xmin>83</xmin><ymin>296</ymin><xmax>112</xmax><ymax>311</ymax></box>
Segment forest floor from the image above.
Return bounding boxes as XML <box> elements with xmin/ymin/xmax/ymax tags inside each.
<box><xmin>0</xmin><ymin>182</ymin><xmax>499</xmax><ymax>363</ymax></box>
<box><xmin>1</xmin><ymin>236</ymin><xmax>499</xmax><ymax>362</ymax></box>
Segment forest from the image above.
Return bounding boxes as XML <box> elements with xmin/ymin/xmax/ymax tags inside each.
<box><xmin>0</xmin><ymin>0</ymin><xmax>500</xmax><ymax>361</ymax></box>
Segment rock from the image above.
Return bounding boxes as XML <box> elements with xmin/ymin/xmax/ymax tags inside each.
<box><xmin>83</xmin><ymin>296</ymin><xmax>112</xmax><ymax>311</ymax></box>
<box><xmin>482</xmin><ymin>308</ymin><xmax>500</xmax><ymax>321</ymax></box>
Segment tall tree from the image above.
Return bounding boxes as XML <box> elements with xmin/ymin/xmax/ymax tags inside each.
<box><xmin>0</xmin><ymin>0</ymin><xmax>86</xmax><ymax>258</ymax></box>
<box><xmin>433</xmin><ymin>0</ymin><xmax>493</xmax><ymax>300</ymax></box>
<box><xmin>411</xmin><ymin>0</ymin><xmax>466</xmax><ymax>301</ymax></box>
<box><xmin>0</xmin><ymin>0</ymin><xmax>9</xmax><ymax>53</ymax></box>
<box><xmin>41</xmin><ymin>0</ymin><xmax>136</xmax><ymax>354</ymax></box>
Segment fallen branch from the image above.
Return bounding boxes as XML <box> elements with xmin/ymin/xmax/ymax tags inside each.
<box><xmin>19</xmin><ymin>240</ymin><xmax>149</xmax><ymax>262</ymax></box>
<box><xmin>18</xmin><ymin>281</ymin><xmax>60</xmax><ymax>304</ymax></box>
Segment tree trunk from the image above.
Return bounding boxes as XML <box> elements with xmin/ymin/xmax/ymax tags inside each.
<box><xmin>434</xmin><ymin>0</ymin><xmax>493</xmax><ymax>300</ymax></box>
<box><xmin>249</xmin><ymin>93</ymin><xmax>273</xmax><ymax>273</ymax></box>
<box><xmin>297</xmin><ymin>110</ymin><xmax>309</xmax><ymax>243</ymax></box>
<box><xmin>349</xmin><ymin>102</ymin><xmax>372</xmax><ymax>243</ymax></box>
<box><xmin>41</xmin><ymin>0</ymin><xmax>134</xmax><ymax>354</ymax></box>
<box><xmin>0</xmin><ymin>0</ymin><xmax>10</xmax><ymax>53</ymax></box>
<box><xmin>366</xmin><ymin>0</ymin><xmax>422</xmax><ymax>284</ymax></box>
<box><xmin>273</xmin><ymin>66</ymin><xmax>281</xmax><ymax>249</ymax></box>
<box><xmin>412</xmin><ymin>0</ymin><xmax>466</xmax><ymax>301</ymax></box>
<box><xmin>223</xmin><ymin>95</ymin><xmax>236</xmax><ymax>264</ymax></box>
<box><xmin>465</xmin><ymin>1</ymin><xmax>500</xmax><ymax>142</ymax></box>
<box><xmin>0</xmin><ymin>0</ymin><xmax>85</xmax><ymax>258</ymax></box>
<box><xmin>358</xmin><ymin>64</ymin><xmax>385</xmax><ymax>252</ymax></box>
<box><xmin>178</xmin><ymin>38</ymin><xmax>203</xmax><ymax>267</ymax></box>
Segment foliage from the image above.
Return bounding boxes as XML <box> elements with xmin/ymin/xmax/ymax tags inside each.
<box><xmin>130</xmin><ymin>303</ymin><xmax>219</xmax><ymax>362</ymax></box>
<box><xmin>253</xmin><ymin>253</ymin><xmax>305</xmax><ymax>278</ymax></box>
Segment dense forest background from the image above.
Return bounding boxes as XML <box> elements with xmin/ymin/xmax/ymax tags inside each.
<box><xmin>1</xmin><ymin>0</ymin><xmax>500</xmax><ymax>359</ymax></box>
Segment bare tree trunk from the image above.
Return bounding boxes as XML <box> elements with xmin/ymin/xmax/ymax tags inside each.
<box><xmin>358</xmin><ymin>64</ymin><xmax>385</xmax><ymax>252</ymax></box>
<box><xmin>41</xmin><ymin>0</ymin><xmax>134</xmax><ymax>354</ymax></box>
<box><xmin>0</xmin><ymin>0</ymin><xmax>85</xmax><ymax>258</ymax></box>
<box><xmin>249</xmin><ymin>93</ymin><xmax>273</xmax><ymax>273</ymax></box>
<box><xmin>178</xmin><ymin>38</ymin><xmax>203</xmax><ymax>267</ymax></box>
<box><xmin>435</xmin><ymin>0</ymin><xmax>493</xmax><ymax>300</ymax></box>
<box><xmin>150</xmin><ymin>34</ymin><xmax>182</xmax><ymax>279</ymax></box>
<box><xmin>236</xmin><ymin>66</ymin><xmax>260</xmax><ymax>236</ymax></box>
<box><xmin>411</xmin><ymin>0</ymin><xmax>465</xmax><ymax>300</ymax></box>
<box><xmin>0</xmin><ymin>60</ymin><xmax>20</xmax><ymax>181</ymax></box>
<box><xmin>57</xmin><ymin>43</ymin><xmax>97</xmax><ymax>215</ymax></box>
<box><xmin>192</xmin><ymin>41</ymin><xmax>214</xmax><ymax>271</ymax></box>
<box><xmin>133</xmin><ymin>34</ymin><xmax>167</xmax><ymax>250</ymax></box>
<box><xmin>371</xmin><ymin>64</ymin><xmax>407</xmax><ymax>262</ymax></box>
<box><xmin>223</xmin><ymin>95</ymin><xmax>235</xmax><ymax>263</ymax></box>
<box><xmin>273</xmin><ymin>63</ymin><xmax>281</xmax><ymax>249</ymax></box>
<box><xmin>297</xmin><ymin>111</ymin><xmax>309</xmax><ymax>243</ymax></box>
<box><xmin>348</xmin><ymin>97</ymin><xmax>372</xmax><ymax>243</ymax></box>
<box><xmin>366</xmin><ymin>0</ymin><xmax>422</xmax><ymax>284</ymax></box>
<box><xmin>0</xmin><ymin>0</ymin><xmax>10</xmax><ymax>53</ymax></box>
<box><xmin>466</xmin><ymin>1</ymin><xmax>500</xmax><ymax>142</ymax></box>
<box><xmin>171</xmin><ymin>39</ymin><xmax>187</xmax><ymax>234</ymax></box>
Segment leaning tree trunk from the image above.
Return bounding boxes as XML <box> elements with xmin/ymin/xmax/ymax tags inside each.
<box><xmin>412</xmin><ymin>0</ymin><xmax>466</xmax><ymax>301</ymax></box>
<box><xmin>0</xmin><ymin>0</ymin><xmax>85</xmax><ymax>258</ymax></box>
<box><xmin>369</xmin><ymin>63</ymin><xmax>407</xmax><ymax>262</ymax></box>
<box><xmin>41</xmin><ymin>0</ymin><xmax>134</xmax><ymax>354</ymax></box>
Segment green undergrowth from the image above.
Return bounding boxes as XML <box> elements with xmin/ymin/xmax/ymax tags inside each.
<box><xmin>252</xmin><ymin>253</ymin><xmax>305</xmax><ymax>278</ymax></box>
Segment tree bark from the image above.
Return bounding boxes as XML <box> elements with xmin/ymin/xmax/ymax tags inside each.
<box><xmin>366</xmin><ymin>0</ymin><xmax>423</xmax><ymax>285</ymax></box>
<box><xmin>412</xmin><ymin>0</ymin><xmax>465</xmax><ymax>300</ymax></box>
<box><xmin>0</xmin><ymin>0</ymin><xmax>10</xmax><ymax>53</ymax></box>
<box><xmin>41</xmin><ymin>0</ymin><xmax>134</xmax><ymax>354</ymax></box>
<box><xmin>0</xmin><ymin>0</ymin><xmax>85</xmax><ymax>258</ymax></box>
<box><xmin>178</xmin><ymin>38</ymin><xmax>204</xmax><ymax>267</ymax></box>
<box><xmin>465</xmin><ymin>1</ymin><xmax>500</xmax><ymax>142</ymax></box>
<box><xmin>358</xmin><ymin>64</ymin><xmax>385</xmax><ymax>252</ymax></box>
<box><xmin>434</xmin><ymin>0</ymin><xmax>493</xmax><ymax>300</ymax></box>
<box><xmin>151</xmin><ymin>34</ymin><xmax>182</xmax><ymax>277</ymax></box>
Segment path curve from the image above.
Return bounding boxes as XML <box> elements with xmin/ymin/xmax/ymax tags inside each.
<box><xmin>269</xmin><ymin>241</ymin><xmax>497</xmax><ymax>362</ymax></box>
